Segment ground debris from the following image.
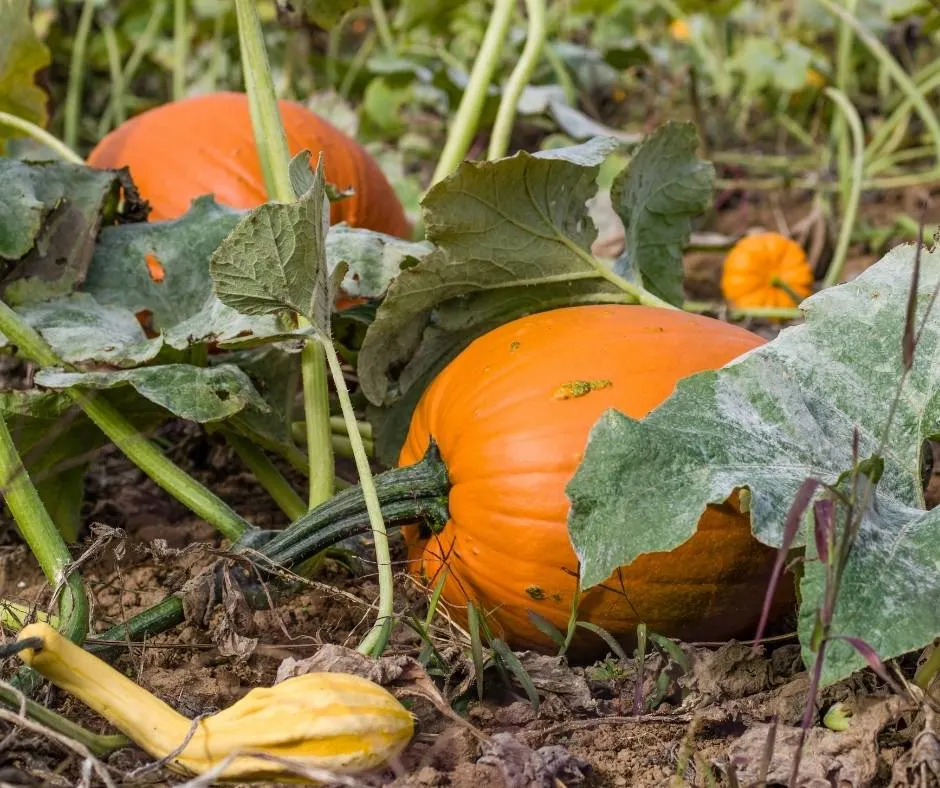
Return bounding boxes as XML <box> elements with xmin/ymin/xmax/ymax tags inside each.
<box><xmin>478</xmin><ymin>731</ymin><xmax>591</xmax><ymax>788</ymax></box>
<box><xmin>727</xmin><ymin>695</ymin><xmax>906</xmax><ymax>787</ymax></box>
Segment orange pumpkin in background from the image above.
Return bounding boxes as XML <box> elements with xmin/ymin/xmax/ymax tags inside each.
<box><xmin>87</xmin><ymin>91</ymin><xmax>411</xmax><ymax>239</ymax></box>
<box><xmin>398</xmin><ymin>305</ymin><xmax>792</xmax><ymax>652</ymax></box>
<box><xmin>721</xmin><ymin>232</ymin><xmax>814</xmax><ymax>309</ymax></box>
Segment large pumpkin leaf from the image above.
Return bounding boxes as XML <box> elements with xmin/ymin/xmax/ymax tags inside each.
<box><xmin>0</xmin><ymin>160</ymin><xmax>125</xmax><ymax>305</ymax></box>
<box><xmin>0</xmin><ymin>0</ymin><xmax>49</xmax><ymax>153</ymax></box>
<box><xmin>358</xmin><ymin>138</ymin><xmax>639</xmax><ymax>460</ymax></box>
<box><xmin>36</xmin><ymin>364</ymin><xmax>269</xmax><ymax>424</ymax></box>
<box><xmin>567</xmin><ymin>244</ymin><xmax>940</xmax><ymax>685</ymax></box>
<box><xmin>611</xmin><ymin>122</ymin><xmax>714</xmax><ymax>306</ymax></box>
<box><xmin>326</xmin><ymin>224</ymin><xmax>433</xmax><ymax>299</ymax></box>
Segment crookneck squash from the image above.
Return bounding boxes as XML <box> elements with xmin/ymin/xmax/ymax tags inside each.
<box><xmin>15</xmin><ymin>623</ymin><xmax>413</xmax><ymax>782</ymax></box>
<box><xmin>87</xmin><ymin>91</ymin><xmax>410</xmax><ymax>239</ymax></box>
<box><xmin>259</xmin><ymin>305</ymin><xmax>793</xmax><ymax>653</ymax></box>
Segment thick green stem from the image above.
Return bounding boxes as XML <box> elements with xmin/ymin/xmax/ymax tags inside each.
<box><xmin>320</xmin><ymin>338</ymin><xmax>393</xmax><ymax>655</ymax></box>
<box><xmin>219</xmin><ymin>428</ymin><xmax>306</xmax><ymax>521</ymax></box>
<box><xmin>173</xmin><ymin>0</ymin><xmax>187</xmax><ymax>100</ymax></box>
<box><xmin>301</xmin><ymin>338</ymin><xmax>334</xmax><ymax>507</ymax></box>
<box><xmin>0</xmin><ymin>301</ymin><xmax>251</xmax><ymax>542</ymax></box>
<box><xmin>0</xmin><ymin>684</ymin><xmax>128</xmax><ymax>757</ymax></box>
<box><xmin>821</xmin><ymin>88</ymin><xmax>864</xmax><ymax>290</ymax></box>
<box><xmin>0</xmin><ymin>112</ymin><xmax>83</xmax><ymax>164</ymax></box>
<box><xmin>430</xmin><ymin>0</ymin><xmax>516</xmax><ymax>185</ymax></box>
<box><xmin>0</xmin><ymin>417</ymin><xmax>87</xmax><ymax>643</ymax></box>
<box><xmin>831</xmin><ymin>0</ymin><xmax>857</xmax><ymax>217</ymax></box>
<box><xmin>87</xmin><ymin>446</ymin><xmax>451</xmax><ymax>660</ymax></box>
<box><xmin>63</xmin><ymin>0</ymin><xmax>96</xmax><ymax>151</ymax></box>
<box><xmin>235</xmin><ymin>0</ymin><xmax>336</xmax><ymax>508</ymax></box>
<box><xmin>234</xmin><ymin>0</ymin><xmax>293</xmax><ymax>204</ymax></box>
<box><xmin>683</xmin><ymin>301</ymin><xmax>804</xmax><ymax>321</ymax></box>
<box><xmin>488</xmin><ymin>0</ymin><xmax>546</xmax><ymax>160</ymax></box>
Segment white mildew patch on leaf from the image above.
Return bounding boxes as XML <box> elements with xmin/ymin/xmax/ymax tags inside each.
<box><xmin>36</xmin><ymin>364</ymin><xmax>269</xmax><ymax>424</ymax></box>
<box><xmin>567</xmin><ymin>243</ymin><xmax>940</xmax><ymax>684</ymax></box>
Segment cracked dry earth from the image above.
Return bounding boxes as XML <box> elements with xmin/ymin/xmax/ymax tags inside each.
<box><xmin>0</xmin><ymin>426</ymin><xmax>937</xmax><ymax>786</ymax></box>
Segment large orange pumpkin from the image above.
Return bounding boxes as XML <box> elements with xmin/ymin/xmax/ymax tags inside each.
<box><xmin>397</xmin><ymin>305</ymin><xmax>788</xmax><ymax>650</ymax></box>
<box><xmin>87</xmin><ymin>91</ymin><xmax>410</xmax><ymax>239</ymax></box>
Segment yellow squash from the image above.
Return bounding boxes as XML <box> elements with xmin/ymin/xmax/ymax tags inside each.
<box><xmin>16</xmin><ymin>623</ymin><xmax>413</xmax><ymax>782</ymax></box>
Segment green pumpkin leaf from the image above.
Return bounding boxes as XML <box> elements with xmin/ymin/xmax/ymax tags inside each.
<box><xmin>210</xmin><ymin>155</ymin><xmax>332</xmax><ymax>333</ymax></box>
<box><xmin>567</xmin><ymin>244</ymin><xmax>940</xmax><ymax>685</ymax></box>
<box><xmin>36</xmin><ymin>363</ymin><xmax>269</xmax><ymax>424</ymax></box>
<box><xmin>611</xmin><ymin>122</ymin><xmax>713</xmax><ymax>306</ymax></box>
<box><xmin>0</xmin><ymin>0</ymin><xmax>50</xmax><ymax>153</ymax></box>
<box><xmin>359</xmin><ymin>138</ymin><xmax>638</xmax><ymax>460</ymax></box>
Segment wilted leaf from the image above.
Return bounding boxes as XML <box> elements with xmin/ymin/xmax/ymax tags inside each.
<box><xmin>0</xmin><ymin>160</ymin><xmax>125</xmax><ymax>305</ymax></box>
<box><xmin>611</xmin><ymin>122</ymin><xmax>713</xmax><ymax>305</ymax></box>
<box><xmin>0</xmin><ymin>0</ymin><xmax>50</xmax><ymax>152</ymax></box>
<box><xmin>36</xmin><ymin>364</ymin><xmax>268</xmax><ymax>423</ymax></box>
<box><xmin>567</xmin><ymin>244</ymin><xmax>940</xmax><ymax>684</ymax></box>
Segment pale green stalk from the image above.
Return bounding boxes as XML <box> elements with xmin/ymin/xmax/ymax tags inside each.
<box><xmin>98</xmin><ymin>0</ymin><xmax>168</xmax><ymax>137</ymax></box>
<box><xmin>683</xmin><ymin>301</ymin><xmax>803</xmax><ymax>320</ymax></box>
<box><xmin>173</xmin><ymin>0</ymin><xmax>187</xmax><ymax>100</ymax></box>
<box><xmin>319</xmin><ymin>338</ymin><xmax>392</xmax><ymax>656</ymax></box>
<box><xmin>301</xmin><ymin>338</ymin><xmax>335</xmax><ymax>507</ymax></box>
<box><xmin>821</xmin><ymin>89</ymin><xmax>864</xmax><ymax>290</ymax></box>
<box><xmin>430</xmin><ymin>0</ymin><xmax>516</xmax><ymax>185</ymax></box>
<box><xmin>831</xmin><ymin>0</ymin><xmax>858</xmax><ymax>216</ymax></box>
<box><xmin>487</xmin><ymin>0</ymin><xmax>547</xmax><ymax>160</ymax></box>
<box><xmin>64</xmin><ymin>0</ymin><xmax>96</xmax><ymax>150</ymax></box>
<box><xmin>0</xmin><ymin>113</ymin><xmax>82</xmax><ymax>164</ymax></box>
<box><xmin>370</xmin><ymin>0</ymin><xmax>395</xmax><ymax>52</ymax></box>
<box><xmin>234</xmin><ymin>0</ymin><xmax>335</xmax><ymax>508</ymax></box>
<box><xmin>218</xmin><ymin>428</ymin><xmax>305</xmax><ymax>521</ymax></box>
<box><xmin>101</xmin><ymin>22</ymin><xmax>126</xmax><ymax>126</ymax></box>
<box><xmin>865</xmin><ymin>69</ymin><xmax>940</xmax><ymax>166</ymax></box>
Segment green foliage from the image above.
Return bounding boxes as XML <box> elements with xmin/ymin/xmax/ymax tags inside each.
<box><xmin>568</xmin><ymin>245</ymin><xmax>940</xmax><ymax>685</ymax></box>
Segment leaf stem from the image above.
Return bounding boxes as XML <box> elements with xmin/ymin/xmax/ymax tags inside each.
<box><xmin>234</xmin><ymin>0</ymin><xmax>293</xmax><ymax>204</ymax></box>
<box><xmin>63</xmin><ymin>0</ymin><xmax>96</xmax><ymax>151</ymax></box>
<box><xmin>487</xmin><ymin>0</ymin><xmax>546</xmax><ymax>161</ymax></box>
<box><xmin>0</xmin><ymin>112</ymin><xmax>83</xmax><ymax>164</ymax></box>
<box><xmin>300</xmin><ymin>337</ymin><xmax>335</xmax><ymax>507</ymax></box>
<box><xmin>101</xmin><ymin>23</ymin><xmax>126</xmax><ymax>127</ymax></box>
<box><xmin>821</xmin><ymin>88</ymin><xmax>864</xmax><ymax>290</ymax></box>
<box><xmin>320</xmin><ymin>337</ymin><xmax>393</xmax><ymax>655</ymax></box>
<box><xmin>218</xmin><ymin>427</ymin><xmax>306</xmax><ymax>521</ymax></box>
<box><xmin>430</xmin><ymin>0</ymin><xmax>515</xmax><ymax>185</ymax></box>
<box><xmin>173</xmin><ymin>0</ymin><xmax>187</xmax><ymax>101</ymax></box>
<box><xmin>235</xmin><ymin>0</ymin><xmax>336</xmax><ymax>508</ymax></box>
<box><xmin>683</xmin><ymin>300</ymin><xmax>804</xmax><ymax>320</ymax></box>
<box><xmin>0</xmin><ymin>416</ymin><xmax>87</xmax><ymax>643</ymax></box>
<box><xmin>0</xmin><ymin>300</ymin><xmax>251</xmax><ymax>542</ymax></box>
<box><xmin>370</xmin><ymin>0</ymin><xmax>395</xmax><ymax>53</ymax></box>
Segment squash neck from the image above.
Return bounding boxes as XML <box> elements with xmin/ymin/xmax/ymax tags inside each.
<box><xmin>21</xmin><ymin>625</ymin><xmax>192</xmax><ymax>757</ymax></box>
<box><xmin>258</xmin><ymin>440</ymin><xmax>451</xmax><ymax>568</ymax></box>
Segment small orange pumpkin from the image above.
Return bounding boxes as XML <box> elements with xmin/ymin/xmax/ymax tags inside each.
<box><xmin>87</xmin><ymin>91</ymin><xmax>411</xmax><ymax>239</ymax></box>
<box><xmin>721</xmin><ymin>232</ymin><xmax>813</xmax><ymax>309</ymax></box>
<box><xmin>398</xmin><ymin>305</ymin><xmax>791</xmax><ymax>651</ymax></box>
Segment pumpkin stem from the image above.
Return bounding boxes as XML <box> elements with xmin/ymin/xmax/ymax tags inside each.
<box><xmin>258</xmin><ymin>440</ymin><xmax>451</xmax><ymax>568</ymax></box>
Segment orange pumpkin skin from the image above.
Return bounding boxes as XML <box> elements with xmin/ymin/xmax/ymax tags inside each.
<box><xmin>399</xmin><ymin>305</ymin><xmax>790</xmax><ymax>651</ymax></box>
<box><xmin>721</xmin><ymin>232</ymin><xmax>813</xmax><ymax>309</ymax></box>
<box><xmin>87</xmin><ymin>92</ymin><xmax>411</xmax><ymax>238</ymax></box>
